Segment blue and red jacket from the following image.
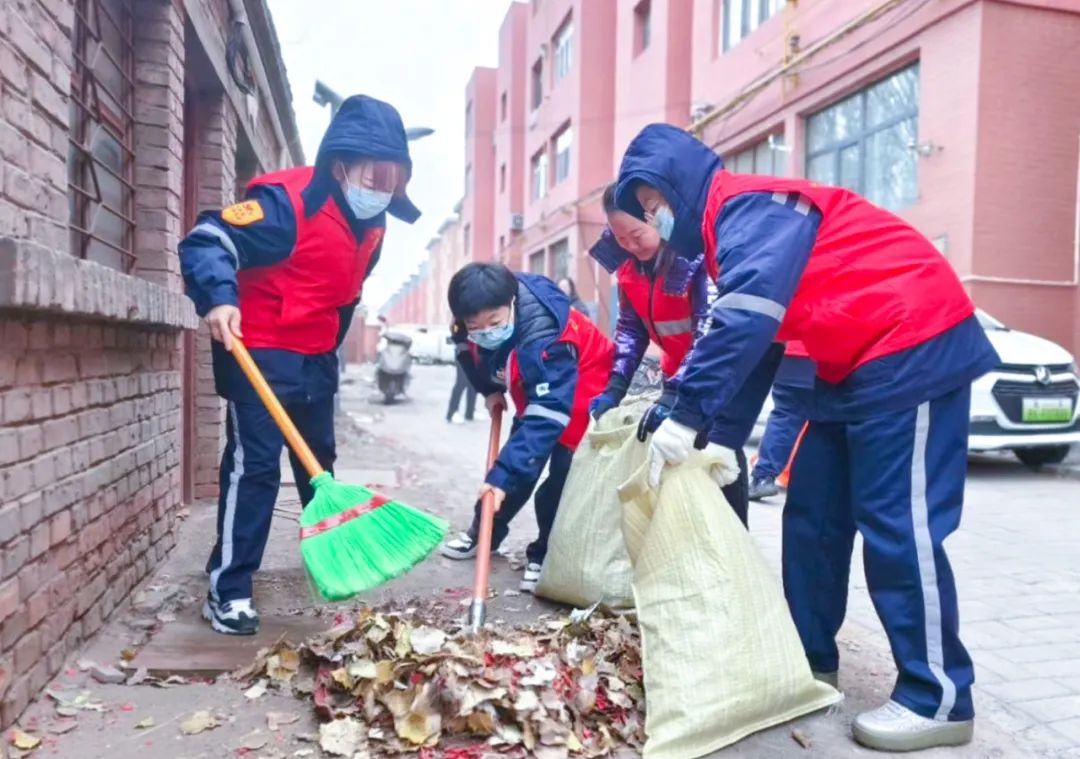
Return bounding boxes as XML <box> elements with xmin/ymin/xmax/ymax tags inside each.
<box><xmin>179</xmin><ymin>95</ymin><xmax>419</xmax><ymax>403</ymax></box>
<box><xmin>457</xmin><ymin>274</ymin><xmax>614</xmax><ymax>491</ymax></box>
<box><xmin>613</xmin><ymin>124</ymin><xmax>998</xmax><ymax>426</ymax></box>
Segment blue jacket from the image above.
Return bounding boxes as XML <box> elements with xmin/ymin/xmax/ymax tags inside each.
<box><xmin>179</xmin><ymin>95</ymin><xmax>418</xmax><ymax>403</ymax></box>
<box><xmin>457</xmin><ymin>274</ymin><xmax>580</xmax><ymax>491</ymax></box>
<box><xmin>614</xmin><ymin>124</ymin><xmax>997</xmax><ymax>425</ymax></box>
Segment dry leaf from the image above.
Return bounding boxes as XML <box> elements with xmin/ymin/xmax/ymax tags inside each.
<box><xmin>792</xmin><ymin>728</ymin><xmax>812</xmax><ymax>748</ymax></box>
<box><xmin>135</xmin><ymin>717</ymin><xmax>155</xmax><ymax>729</ymax></box>
<box><xmin>244</xmin><ymin>679</ymin><xmax>268</xmax><ymax>699</ymax></box>
<box><xmin>9</xmin><ymin>729</ymin><xmax>41</xmax><ymax>750</ymax></box>
<box><xmin>346</xmin><ymin>658</ymin><xmax>377</xmax><ymax>680</ymax></box>
<box><xmin>395</xmin><ymin>709</ymin><xmax>441</xmax><ymax>746</ymax></box>
<box><xmin>409</xmin><ymin>626</ymin><xmax>447</xmax><ymax>655</ymax></box>
<box><xmin>318</xmin><ymin>718</ymin><xmax>363</xmax><ymax>756</ymax></box>
<box><xmin>235</xmin><ymin>729</ymin><xmax>267</xmax><ymax>750</ymax></box>
<box><xmin>179</xmin><ymin>710</ymin><xmax>220</xmax><ymax>735</ymax></box>
<box><xmin>266</xmin><ymin>711</ymin><xmax>300</xmax><ymax>731</ymax></box>
<box><xmin>513</xmin><ymin>690</ymin><xmax>540</xmax><ymax>712</ymax></box>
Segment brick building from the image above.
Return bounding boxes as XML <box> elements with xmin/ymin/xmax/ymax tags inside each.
<box><xmin>0</xmin><ymin>0</ymin><xmax>299</xmax><ymax>727</ymax></box>
<box><xmin>385</xmin><ymin>0</ymin><xmax>1080</xmax><ymax>359</ymax></box>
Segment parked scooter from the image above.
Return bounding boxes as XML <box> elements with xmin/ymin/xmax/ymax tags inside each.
<box><xmin>375</xmin><ymin>331</ymin><xmax>413</xmax><ymax>403</ymax></box>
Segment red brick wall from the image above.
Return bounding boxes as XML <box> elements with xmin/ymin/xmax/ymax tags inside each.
<box><xmin>0</xmin><ymin>316</ymin><xmax>183</xmax><ymax>725</ymax></box>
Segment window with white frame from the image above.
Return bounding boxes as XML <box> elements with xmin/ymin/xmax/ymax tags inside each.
<box><xmin>723</xmin><ymin>0</ymin><xmax>783</xmax><ymax>51</ymax></box>
<box><xmin>553</xmin><ymin>125</ymin><xmax>572</xmax><ymax>184</ymax></box>
<box><xmin>726</xmin><ymin>134</ymin><xmax>785</xmax><ymax>176</ymax></box>
<box><xmin>530</xmin><ymin>58</ymin><xmax>543</xmax><ymax>111</ymax></box>
<box><xmin>550</xmin><ymin>238</ymin><xmax>569</xmax><ymax>281</ymax></box>
<box><xmin>805</xmin><ymin>64</ymin><xmax>920</xmax><ymax>210</ymax></box>
<box><xmin>553</xmin><ymin>17</ymin><xmax>573</xmax><ymax>84</ymax></box>
<box><xmin>531</xmin><ymin>149</ymin><xmax>548</xmax><ymax>201</ymax></box>
<box><xmin>634</xmin><ymin>0</ymin><xmax>652</xmax><ymax>56</ymax></box>
<box><xmin>529</xmin><ymin>249</ymin><xmax>546</xmax><ymax>274</ymax></box>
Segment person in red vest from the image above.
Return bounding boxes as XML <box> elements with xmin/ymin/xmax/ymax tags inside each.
<box><xmin>587</xmin><ymin>184</ymin><xmax>784</xmax><ymax>526</ymax></box>
<box><xmin>439</xmin><ymin>263</ymin><xmax>614</xmax><ymax>593</ymax></box>
<box><xmin>179</xmin><ymin>95</ymin><xmax>421</xmax><ymax>635</ymax></box>
<box><xmin>612</xmin><ymin>124</ymin><xmax>999</xmax><ymax>751</ymax></box>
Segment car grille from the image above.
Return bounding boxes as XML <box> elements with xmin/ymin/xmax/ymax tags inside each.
<box><xmin>997</xmin><ymin>362</ymin><xmax>1073</xmax><ymax>374</ymax></box>
<box><xmin>991</xmin><ymin>378</ymin><xmax>1079</xmax><ymax>424</ymax></box>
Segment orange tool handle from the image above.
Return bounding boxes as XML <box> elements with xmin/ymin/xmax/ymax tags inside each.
<box><xmin>471</xmin><ymin>403</ymin><xmax>504</xmax><ymax>607</ymax></box>
<box><xmin>229</xmin><ymin>337</ymin><xmax>325</xmax><ymax>480</ymax></box>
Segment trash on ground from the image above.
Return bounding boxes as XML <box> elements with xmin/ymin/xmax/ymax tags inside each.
<box><xmin>179</xmin><ymin>710</ymin><xmax>221</xmax><ymax>735</ymax></box>
<box><xmin>237</xmin><ymin>607</ymin><xmax>645</xmax><ymax>756</ymax></box>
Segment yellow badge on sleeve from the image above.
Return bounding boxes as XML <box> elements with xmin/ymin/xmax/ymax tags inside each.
<box><xmin>221</xmin><ymin>200</ymin><xmax>265</xmax><ymax>226</ymax></box>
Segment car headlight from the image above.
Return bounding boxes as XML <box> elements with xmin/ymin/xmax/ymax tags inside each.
<box><xmin>1070</xmin><ymin>361</ymin><xmax>1079</xmax><ymax>376</ymax></box>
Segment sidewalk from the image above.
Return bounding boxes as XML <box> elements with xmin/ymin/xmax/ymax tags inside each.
<box><xmin>8</xmin><ymin>367</ymin><xmax>1052</xmax><ymax>758</ymax></box>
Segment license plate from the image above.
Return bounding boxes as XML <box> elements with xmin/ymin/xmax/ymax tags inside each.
<box><xmin>1021</xmin><ymin>397</ymin><xmax>1073</xmax><ymax>423</ymax></box>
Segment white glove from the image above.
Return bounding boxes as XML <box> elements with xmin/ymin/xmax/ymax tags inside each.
<box><xmin>705</xmin><ymin>444</ymin><xmax>741</xmax><ymax>488</ymax></box>
<box><xmin>647</xmin><ymin>418</ymin><xmax>699</xmax><ymax>489</ymax></box>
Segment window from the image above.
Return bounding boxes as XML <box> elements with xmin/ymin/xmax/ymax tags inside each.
<box><xmin>465</xmin><ymin>101</ymin><xmax>473</xmax><ymax>135</ymax></box>
<box><xmin>723</xmin><ymin>0</ymin><xmax>783</xmax><ymax>51</ymax></box>
<box><xmin>805</xmin><ymin>64</ymin><xmax>920</xmax><ymax>210</ymax></box>
<box><xmin>634</xmin><ymin>0</ymin><xmax>652</xmax><ymax>56</ymax></box>
<box><xmin>500</xmin><ymin>91</ymin><xmax>507</xmax><ymax>122</ymax></box>
<box><xmin>531</xmin><ymin>58</ymin><xmax>543</xmax><ymax>111</ymax></box>
<box><xmin>553</xmin><ymin>17</ymin><xmax>573</xmax><ymax>84</ymax></box>
<box><xmin>553</xmin><ymin>125</ymin><xmax>572</xmax><ymax>183</ymax></box>
<box><xmin>69</xmin><ymin>0</ymin><xmax>137</xmax><ymax>273</ymax></box>
<box><xmin>529</xmin><ymin>249</ymin><xmax>546</xmax><ymax>274</ymax></box>
<box><xmin>463</xmin><ymin>223</ymin><xmax>472</xmax><ymax>258</ymax></box>
<box><xmin>499</xmin><ymin>163</ymin><xmax>507</xmax><ymax>193</ymax></box>
<box><xmin>499</xmin><ymin>234</ymin><xmax>506</xmax><ymax>253</ymax></box>
<box><xmin>550</xmin><ymin>239</ymin><xmax>569</xmax><ymax>281</ymax></box>
<box><xmin>727</xmin><ymin>134</ymin><xmax>784</xmax><ymax>176</ymax></box>
<box><xmin>465</xmin><ymin>163</ymin><xmax>473</xmax><ymax>196</ymax></box>
<box><xmin>531</xmin><ymin>149</ymin><xmax>548</xmax><ymax>201</ymax></box>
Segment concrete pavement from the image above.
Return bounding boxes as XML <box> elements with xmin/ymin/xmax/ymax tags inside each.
<box><xmin>18</xmin><ymin>362</ymin><xmax>1078</xmax><ymax>757</ymax></box>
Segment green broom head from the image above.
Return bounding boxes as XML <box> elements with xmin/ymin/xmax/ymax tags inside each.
<box><xmin>299</xmin><ymin>472</ymin><xmax>449</xmax><ymax>602</ymax></box>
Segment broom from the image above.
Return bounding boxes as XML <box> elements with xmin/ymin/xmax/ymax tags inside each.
<box><xmin>467</xmin><ymin>404</ymin><xmax>504</xmax><ymax>633</ymax></box>
<box><xmin>229</xmin><ymin>337</ymin><xmax>448</xmax><ymax>602</ymax></box>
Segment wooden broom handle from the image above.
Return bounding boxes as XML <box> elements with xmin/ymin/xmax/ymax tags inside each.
<box><xmin>471</xmin><ymin>403</ymin><xmax>504</xmax><ymax>604</ymax></box>
<box><xmin>229</xmin><ymin>337</ymin><xmax>325</xmax><ymax>479</ymax></box>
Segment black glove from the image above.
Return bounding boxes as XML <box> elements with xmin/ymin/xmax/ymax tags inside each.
<box><xmin>636</xmin><ymin>385</ymin><xmax>677</xmax><ymax>442</ymax></box>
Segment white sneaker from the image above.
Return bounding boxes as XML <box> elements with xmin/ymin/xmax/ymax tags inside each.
<box><xmin>449</xmin><ymin>413</ymin><xmax>465</xmax><ymax>424</ymax></box>
<box><xmin>853</xmin><ymin>700</ymin><xmax>973</xmax><ymax>751</ymax></box>
<box><xmin>202</xmin><ymin>594</ymin><xmax>259</xmax><ymax>635</ymax></box>
<box><xmin>440</xmin><ymin>532</ymin><xmax>479</xmax><ymax>560</ymax></box>
<box><xmin>519</xmin><ymin>562</ymin><xmax>542</xmax><ymax>593</ymax></box>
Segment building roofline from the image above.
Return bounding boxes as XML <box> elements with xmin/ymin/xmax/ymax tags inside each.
<box><xmin>245</xmin><ymin>0</ymin><xmax>305</xmax><ymax>165</ymax></box>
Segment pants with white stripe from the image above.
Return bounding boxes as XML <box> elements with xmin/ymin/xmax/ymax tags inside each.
<box><xmin>782</xmin><ymin>384</ymin><xmax>974</xmax><ymax>721</ymax></box>
<box><xmin>207</xmin><ymin>398</ymin><xmax>336</xmax><ymax>603</ymax></box>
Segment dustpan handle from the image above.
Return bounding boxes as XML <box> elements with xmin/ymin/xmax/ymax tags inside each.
<box><xmin>229</xmin><ymin>336</ymin><xmax>325</xmax><ymax>479</ymax></box>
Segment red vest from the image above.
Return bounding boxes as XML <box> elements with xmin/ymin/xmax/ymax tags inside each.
<box><xmin>785</xmin><ymin>340</ymin><xmax>809</xmax><ymax>358</ymax></box>
<box><xmin>237</xmin><ymin>167</ymin><xmax>384</xmax><ymax>355</ymax></box>
<box><xmin>702</xmin><ymin>172</ymin><xmax>974</xmax><ymax>383</ymax></box>
<box><xmin>616</xmin><ymin>260</ymin><xmax>694</xmax><ymax>378</ymax></box>
<box><xmin>508</xmin><ymin>309</ymin><xmax>614</xmax><ymax>450</ymax></box>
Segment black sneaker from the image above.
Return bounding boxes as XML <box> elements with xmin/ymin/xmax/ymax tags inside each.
<box><xmin>440</xmin><ymin>532</ymin><xmax>480</xmax><ymax>560</ymax></box>
<box><xmin>202</xmin><ymin>594</ymin><xmax>259</xmax><ymax>635</ymax></box>
<box><xmin>748</xmin><ymin>476</ymin><xmax>779</xmax><ymax>501</ymax></box>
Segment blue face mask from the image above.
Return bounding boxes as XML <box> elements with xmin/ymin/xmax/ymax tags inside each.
<box><xmin>652</xmin><ymin>205</ymin><xmax>675</xmax><ymax>242</ymax></box>
<box><xmin>343</xmin><ymin>181</ymin><xmax>392</xmax><ymax>220</ymax></box>
<box><xmin>468</xmin><ymin>313</ymin><xmax>515</xmax><ymax>350</ymax></box>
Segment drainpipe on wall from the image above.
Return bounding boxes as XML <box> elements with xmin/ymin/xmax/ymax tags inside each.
<box><xmin>960</xmin><ymin>132</ymin><xmax>1080</xmax><ymax>289</ymax></box>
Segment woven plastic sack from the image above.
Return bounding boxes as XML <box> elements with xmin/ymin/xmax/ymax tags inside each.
<box><xmin>534</xmin><ymin>395</ymin><xmax>655</xmax><ymax>609</ymax></box>
<box><xmin>619</xmin><ymin>445</ymin><xmax>840</xmax><ymax>758</ymax></box>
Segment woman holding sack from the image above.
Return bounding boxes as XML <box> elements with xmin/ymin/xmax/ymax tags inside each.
<box><xmin>587</xmin><ymin>184</ymin><xmax>781</xmax><ymax>526</ymax></box>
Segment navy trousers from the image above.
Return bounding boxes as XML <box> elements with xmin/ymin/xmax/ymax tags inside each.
<box><xmin>207</xmin><ymin>397</ymin><xmax>336</xmax><ymax>603</ymax></box>
<box><xmin>753</xmin><ymin>381</ymin><xmax>808</xmax><ymax>480</ymax></box>
<box><xmin>782</xmin><ymin>384</ymin><xmax>975</xmax><ymax>721</ymax></box>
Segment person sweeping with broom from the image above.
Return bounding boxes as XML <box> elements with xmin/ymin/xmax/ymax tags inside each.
<box><xmin>179</xmin><ymin>95</ymin><xmax>425</xmax><ymax>635</ymax></box>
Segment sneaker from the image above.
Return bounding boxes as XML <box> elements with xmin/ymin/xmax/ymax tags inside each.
<box><xmin>519</xmin><ymin>562</ymin><xmax>543</xmax><ymax>593</ymax></box>
<box><xmin>813</xmin><ymin>670</ymin><xmax>839</xmax><ymax>689</ymax></box>
<box><xmin>440</xmin><ymin>532</ymin><xmax>481</xmax><ymax>560</ymax></box>
<box><xmin>853</xmin><ymin>700</ymin><xmax>974</xmax><ymax>751</ymax></box>
<box><xmin>202</xmin><ymin>595</ymin><xmax>259</xmax><ymax>636</ymax></box>
<box><xmin>748</xmin><ymin>476</ymin><xmax>779</xmax><ymax>501</ymax></box>
<box><xmin>449</xmin><ymin>413</ymin><xmax>465</xmax><ymax>425</ymax></box>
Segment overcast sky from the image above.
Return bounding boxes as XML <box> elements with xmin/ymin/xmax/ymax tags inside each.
<box><xmin>265</xmin><ymin>0</ymin><xmax>514</xmax><ymax>315</ymax></box>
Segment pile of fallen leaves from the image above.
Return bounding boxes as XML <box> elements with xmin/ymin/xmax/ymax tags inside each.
<box><xmin>237</xmin><ymin>607</ymin><xmax>644</xmax><ymax>758</ymax></box>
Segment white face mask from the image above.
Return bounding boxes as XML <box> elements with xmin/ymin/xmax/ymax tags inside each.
<box><xmin>342</xmin><ymin>178</ymin><xmax>392</xmax><ymax>220</ymax></box>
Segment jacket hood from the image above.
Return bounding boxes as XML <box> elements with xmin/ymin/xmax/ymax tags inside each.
<box><xmin>613</xmin><ymin>124</ymin><xmax>723</xmax><ymax>258</ymax></box>
<box><xmin>302</xmin><ymin>94</ymin><xmax>421</xmax><ymax>223</ymax></box>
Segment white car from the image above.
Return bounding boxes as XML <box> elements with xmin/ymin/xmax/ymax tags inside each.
<box><xmin>970</xmin><ymin>310</ymin><xmax>1079</xmax><ymax>467</ymax></box>
<box><xmin>391</xmin><ymin>324</ymin><xmax>455</xmax><ymax>364</ymax></box>
<box><xmin>753</xmin><ymin>310</ymin><xmax>1080</xmax><ymax>467</ymax></box>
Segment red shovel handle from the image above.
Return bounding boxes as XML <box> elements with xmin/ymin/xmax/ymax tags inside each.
<box><xmin>469</xmin><ymin>403</ymin><xmax>504</xmax><ymax>631</ymax></box>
